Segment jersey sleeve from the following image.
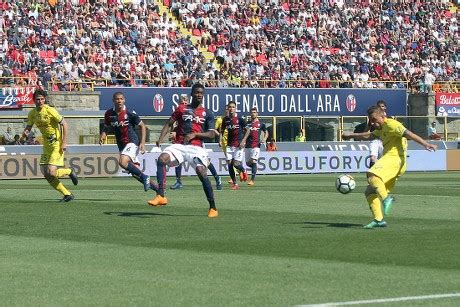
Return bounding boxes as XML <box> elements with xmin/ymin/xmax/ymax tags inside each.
<box><xmin>48</xmin><ymin>106</ymin><xmax>63</xmax><ymax>124</ymax></box>
<box><xmin>205</xmin><ymin>110</ymin><xmax>216</xmax><ymax>131</ymax></box>
<box><xmin>27</xmin><ymin>110</ymin><xmax>35</xmax><ymax>127</ymax></box>
<box><xmin>261</xmin><ymin>123</ymin><xmax>267</xmax><ymax>132</ymax></box>
<box><xmin>239</xmin><ymin>116</ymin><xmax>247</xmax><ymax>128</ymax></box>
<box><xmin>130</xmin><ymin>110</ymin><xmax>142</xmax><ymax>126</ymax></box>
<box><xmin>170</xmin><ymin>105</ymin><xmax>182</xmax><ymax>122</ymax></box>
<box><xmin>387</xmin><ymin>119</ymin><xmax>406</xmax><ymax>137</ymax></box>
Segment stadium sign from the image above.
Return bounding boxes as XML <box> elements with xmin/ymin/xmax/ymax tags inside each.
<box><xmin>97</xmin><ymin>88</ymin><xmax>407</xmax><ymax>117</ymax></box>
<box><xmin>0</xmin><ymin>150</ymin><xmax>445</xmax><ymax>179</ymax></box>
<box><xmin>435</xmin><ymin>93</ymin><xmax>460</xmax><ymax>117</ymax></box>
<box><xmin>0</xmin><ymin>86</ymin><xmax>35</xmax><ymax>109</ymax></box>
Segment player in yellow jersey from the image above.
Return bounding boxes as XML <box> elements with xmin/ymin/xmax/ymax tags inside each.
<box><xmin>22</xmin><ymin>89</ymin><xmax>78</xmax><ymax>202</ymax></box>
<box><xmin>215</xmin><ymin>105</ymin><xmax>235</xmax><ymax>183</ymax></box>
<box><xmin>343</xmin><ymin>105</ymin><xmax>437</xmax><ymax>228</ymax></box>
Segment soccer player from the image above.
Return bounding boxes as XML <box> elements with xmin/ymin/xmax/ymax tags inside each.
<box><xmin>148</xmin><ymin>83</ymin><xmax>219</xmax><ymax>218</ymax></box>
<box><xmin>221</xmin><ymin>101</ymin><xmax>248</xmax><ymax>190</ymax></box>
<box><xmin>343</xmin><ymin>105</ymin><xmax>437</xmax><ymax>228</ymax></box>
<box><xmin>241</xmin><ymin>107</ymin><xmax>268</xmax><ymax>186</ymax></box>
<box><xmin>170</xmin><ymin>95</ymin><xmax>222</xmax><ymax>191</ymax></box>
<box><xmin>170</xmin><ymin>95</ymin><xmax>189</xmax><ymax>190</ymax></box>
<box><xmin>22</xmin><ymin>89</ymin><xmax>78</xmax><ymax>202</ymax></box>
<box><xmin>368</xmin><ymin>100</ymin><xmax>387</xmax><ymax>167</ymax></box>
<box><xmin>99</xmin><ymin>92</ymin><xmax>157</xmax><ymax>192</ymax></box>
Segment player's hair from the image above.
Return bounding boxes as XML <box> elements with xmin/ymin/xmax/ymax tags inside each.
<box><xmin>367</xmin><ymin>105</ymin><xmax>384</xmax><ymax>115</ymax></box>
<box><xmin>250</xmin><ymin>107</ymin><xmax>258</xmax><ymax>112</ymax></box>
<box><xmin>33</xmin><ymin>89</ymin><xmax>47</xmax><ymax>100</ymax></box>
<box><xmin>112</xmin><ymin>91</ymin><xmax>124</xmax><ymax>99</ymax></box>
<box><xmin>376</xmin><ymin>100</ymin><xmax>387</xmax><ymax>107</ymax></box>
<box><xmin>191</xmin><ymin>83</ymin><xmax>204</xmax><ymax>93</ymax></box>
<box><xmin>227</xmin><ymin>101</ymin><xmax>236</xmax><ymax>107</ymax></box>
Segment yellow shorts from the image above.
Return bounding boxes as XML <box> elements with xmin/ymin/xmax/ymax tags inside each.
<box><xmin>368</xmin><ymin>154</ymin><xmax>406</xmax><ymax>183</ymax></box>
<box><xmin>40</xmin><ymin>143</ymin><xmax>64</xmax><ymax>166</ymax></box>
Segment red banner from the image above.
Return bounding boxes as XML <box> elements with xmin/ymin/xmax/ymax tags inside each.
<box><xmin>435</xmin><ymin>92</ymin><xmax>460</xmax><ymax>117</ymax></box>
<box><xmin>0</xmin><ymin>86</ymin><xmax>36</xmax><ymax>109</ymax></box>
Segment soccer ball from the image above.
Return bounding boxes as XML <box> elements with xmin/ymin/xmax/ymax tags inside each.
<box><xmin>335</xmin><ymin>174</ymin><xmax>356</xmax><ymax>194</ymax></box>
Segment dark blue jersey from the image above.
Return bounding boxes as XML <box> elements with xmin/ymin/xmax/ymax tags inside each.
<box><xmin>104</xmin><ymin>106</ymin><xmax>141</xmax><ymax>151</ymax></box>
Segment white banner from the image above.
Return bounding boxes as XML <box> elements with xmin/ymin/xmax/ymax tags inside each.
<box><xmin>130</xmin><ymin>150</ymin><xmax>446</xmax><ymax>177</ymax></box>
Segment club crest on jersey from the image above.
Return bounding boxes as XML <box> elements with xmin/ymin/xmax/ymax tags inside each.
<box><xmin>183</xmin><ymin>114</ymin><xmax>205</xmax><ymax>124</ymax></box>
<box><xmin>153</xmin><ymin>94</ymin><xmax>164</xmax><ymax>113</ymax></box>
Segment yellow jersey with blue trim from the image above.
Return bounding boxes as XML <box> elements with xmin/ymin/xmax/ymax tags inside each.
<box><xmin>27</xmin><ymin>104</ymin><xmax>63</xmax><ymax>145</ymax></box>
<box><xmin>372</xmin><ymin>118</ymin><xmax>407</xmax><ymax>158</ymax></box>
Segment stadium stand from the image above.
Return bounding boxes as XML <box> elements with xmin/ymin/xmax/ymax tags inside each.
<box><xmin>0</xmin><ymin>0</ymin><xmax>458</xmax><ymax>92</ymax></box>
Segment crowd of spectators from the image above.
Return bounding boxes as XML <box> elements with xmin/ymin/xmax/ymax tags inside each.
<box><xmin>0</xmin><ymin>0</ymin><xmax>458</xmax><ymax>92</ymax></box>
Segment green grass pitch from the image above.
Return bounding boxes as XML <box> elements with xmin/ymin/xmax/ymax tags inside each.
<box><xmin>1</xmin><ymin>172</ymin><xmax>459</xmax><ymax>306</ymax></box>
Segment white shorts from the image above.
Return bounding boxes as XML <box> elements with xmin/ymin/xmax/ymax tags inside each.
<box><xmin>163</xmin><ymin>144</ymin><xmax>209</xmax><ymax>169</ymax></box>
<box><xmin>226</xmin><ymin>146</ymin><xmax>244</xmax><ymax>162</ymax></box>
<box><xmin>245</xmin><ymin>147</ymin><xmax>260</xmax><ymax>162</ymax></box>
<box><xmin>369</xmin><ymin>139</ymin><xmax>383</xmax><ymax>159</ymax></box>
<box><xmin>121</xmin><ymin>143</ymin><xmax>140</xmax><ymax>164</ymax></box>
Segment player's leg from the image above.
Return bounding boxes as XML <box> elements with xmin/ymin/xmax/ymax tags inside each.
<box><xmin>41</xmin><ymin>147</ymin><xmax>74</xmax><ymax>201</ymax></box>
<box><xmin>233</xmin><ymin>148</ymin><xmax>247</xmax><ymax>182</ymax></box>
<box><xmin>43</xmin><ymin>164</ymin><xmax>74</xmax><ymax>202</ymax></box>
<box><xmin>55</xmin><ymin>167</ymin><xmax>78</xmax><ymax>186</ymax></box>
<box><xmin>119</xmin><ymin>143</ymin><xmax>151</xmax><ymax>191</ymax></box>
<box><xmin>226</xmin><ymin>147</ymin><xmax>238</xmax><ymax>187</ymax></box>
<box><xmin>363</xmin><ymin>185</ymin><xmax>386</xmax><ymax>228</ymax></box>
<box><xmin>247</xmin><ymin>148</ymin><xmax>259</xmax><ymax>185</ymax></box>
<box><xmin>207</xmin><ymin>160</ymin><xmax>222</xmax><ymax>190</ymax></box>
<box><xmin>196</xmin><ymin>165</ymin><xmax>218</xmax><ymax>217</ymax></box>
<box><xmin>170</xmin><ymin>164</ymin><xmax>183</xmax><ymax>190</ymax></box>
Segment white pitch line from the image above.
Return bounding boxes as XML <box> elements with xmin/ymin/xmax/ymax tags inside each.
<box><xmin>299</xmin><ymin>293</ymin><xmax>460</xmax><ymax>306</ymax></box>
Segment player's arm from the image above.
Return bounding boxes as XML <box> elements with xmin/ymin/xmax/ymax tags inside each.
<box><xmin>99</xmin><ymin>124</ymin><xmax>110</xmax><ymax>145</ymax></box>
<box><xmin>403</xmin><ymin>129</ymin><xmax>438</xmax><ymax>151</ymax></box>
<box><xmin>342</xmin><ymin>131</ymin><xmax>375</xmax><ymax>141</ymax></box>
<box><xmin>219</xmin><ymin>118</ymin><xmax>226</xmax><ymax>145</ymax></box>
<box><xmin>156</xmin><ymin>117</ymin><xmax>174</xmax><ymax>147</ymax></box>
<box><xmin>240</xmin><ymin>126</ymin><xmax>250</xmax><ymax>149</ymax></box>
<box><xmin>59</xmin><ymin>118</ymin><xmax>68</xmax><ymax>152</ymax></box>
<box><xmin>138</xmin><ymin>121</ymin><xmax>146</xmax><ymax>154</ymax></box>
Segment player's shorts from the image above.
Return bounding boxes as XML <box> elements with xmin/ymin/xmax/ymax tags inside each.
<box><xmin>226</xmin><ymin>146</ymin><xmax>244</xmax><ymax>162</ymax></box>
<box><xmin>40</xmin><ymin>143</ymin><xmax>64</xmax><ymax>166</ymax></box>
<box><xmin>369</xmin><ymin>139</ymin><xmax>383</xmax><ymax>159</ymax></box>
<box><xmin>120</xmin><ymin>143</ymin><xmax>140</xmax><ymax>164</ymax></box>
<box><xmin>245</xmin><ymin>147</ymin><xmax>260</xmax><ymax>162</ymax></box>
<box><xmin>368</xmin><ymin>154</ymin><xmax>406</xmax><ymax>183</ymax></box>
<box><xmin>163</xmin><ymin>143</ymin><xmax>209</xmax><ymax>169</ymax></box>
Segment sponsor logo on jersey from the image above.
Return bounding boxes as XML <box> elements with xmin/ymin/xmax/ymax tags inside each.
<box><xmin>182</xmin><ymin>114</ymin><xmax>205</xmax><ymax>124</ymax></box>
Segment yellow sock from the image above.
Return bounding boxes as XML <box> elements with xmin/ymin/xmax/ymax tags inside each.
<box><xmin>366</xmin><ymin>194</ymin><xmax>383</xmax><ymax>221</ymax></box>
<box><xmin>49</xmin><ymin>177</ymin><xmax>71</xmax><ymax>196</ymax></box>
<box><xmin>56</xmin><ymin>168</ymin><xmax>72</xmax><ymax>177</ymax></box>
<box><xmin>369</xmin><ymin>176</ymin><xmax>388</xmax><ymax>200</ymax></box>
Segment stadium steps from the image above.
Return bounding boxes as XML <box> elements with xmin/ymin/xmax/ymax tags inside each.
<box><xmin>155</xmin><ymin>1</ymin><xmax>217</xmax><ymax>67</ymax></box>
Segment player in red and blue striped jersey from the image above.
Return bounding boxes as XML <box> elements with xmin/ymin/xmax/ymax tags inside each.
<box><xmin>241</xmin><ymin>108</ymin><xmax>268</xmax><ymax>186</ymax></box>
<box><xmin>100</xmin><ymin>92</ymin><xmax>158</xmax><ymax>192</ymax></box>
<box><xmin>148</xmin><ymin>83</ymin><xmax>219</xmax><ymax>218</ymax></box>
<box><xmin>221</xmin><ymin>101</ymin><xmax>248</xmax><ymax>190</ymax></box>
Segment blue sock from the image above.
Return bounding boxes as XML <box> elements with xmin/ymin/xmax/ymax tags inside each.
<box><xmin>251</xmin><ymin>163</ymin><xmax>257</xmax><ymax>181</ymax></box>
<box><xmin>175</xmin><ymin>165</ymin><xmax>182</xmax><ymax>183</ymax></box>
<box><xmin>157</xmin><ymin>160</ymin><xmax>166</xmax><ymax>197</ymax></box>
<box><xmin>200</xmin><ymin>176</ymin><xmax>216</xmax><ymax>209</ymax></box>
<box><xmin>126</xmin><ymin>162</ymin><xmax>144</xmax><ymax>178</ymax></box>
<box><xmin>228</xmin><ymin>163</ymin><xmax>236</xmax><ymax>183</ymax></box>
<box><xmin>208</xmin><ymin>162</ymin><xmax>218</xmax><ymax>179</ymax></box>
<box><xmin>235</xmin><ymin>163</ymin><xmax>245</xmax><ymax>173</ymax></box>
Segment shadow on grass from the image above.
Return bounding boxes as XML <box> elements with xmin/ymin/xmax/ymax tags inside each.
<box><xmin>294</xmin><ymin>221</ymin><xmax>363</xmax><ymax>228</ymax></box>
<box><xmin>103</xmin><ymin>211</ymin><xmax>201</xmax><ymax>218</ymax></box>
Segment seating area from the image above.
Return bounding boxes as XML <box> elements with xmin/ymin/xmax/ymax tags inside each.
<box><xmin>0</xmin><ymin>0</ymin><xmax>458</xmax><ymax>91</ymax></box>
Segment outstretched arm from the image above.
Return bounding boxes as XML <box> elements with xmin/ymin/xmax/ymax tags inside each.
<box><xmin>156</xmin><ymin>118</ymin><xmax>174</xmax><ymax>146</ymax></box>
<box><xmin>404</xmin><ymin>129</ymin><xmax>438</xmax><ymax>151</ymax></box>
<box><xmin>342</xmin><ymin>131</ymin><xmax>374</xmax><ymax>141</ymax></box>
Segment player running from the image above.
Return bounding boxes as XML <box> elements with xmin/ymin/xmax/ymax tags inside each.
<box><xmin>241</xmin><ymin>107</ymin><xmax>268</xmax><ymax>186</ymax></box>
<box><xmin>100</xmin><ymin>92</ymin><xmax>157</xmax><ymax>192</ymax></box>
<box><xmin>148</xmin><ymin>83</ymin><xmax>219</xmax><ymax>218</ymax></box>
<box><xmin>22</xmin><ymin>89</ymin><xmax>78</xmax><ymax>202</ymax></box>
<box><xmin>343</xmin><ymin>105</ymin><xmax>437</xmax><ymax>229</ymax></box>
<box><xmin>220</xmin><ymin>101</ymin><xmax>248</xmax><ymax>190</ymax></box>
